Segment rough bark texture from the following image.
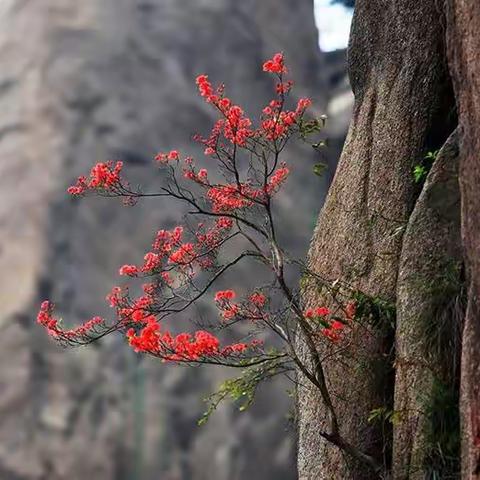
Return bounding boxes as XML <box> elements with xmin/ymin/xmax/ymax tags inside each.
<box><xmin>0</xmin><ymin>1</ymin><xmax>344</xmax><ymax>479</ymax></box>
<box><xmin>446</xmin><ymin>1</ymin><xmax>480</xmax><ymax>478</ymax></box>
<box><xmin>298</xmin><ymin>0</ymin><xmax>454</xmax><ymax>478</ymax></box>
<box><xmin>393</xmin><ymin>130</ymin><xmax>462</xmax><ymax>479</ymax></box>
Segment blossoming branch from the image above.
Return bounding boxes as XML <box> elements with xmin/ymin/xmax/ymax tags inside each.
<box><xmin>36</xmin><ymin>53</ymin><xmax>381</xmax><ymax>470</ymax></box>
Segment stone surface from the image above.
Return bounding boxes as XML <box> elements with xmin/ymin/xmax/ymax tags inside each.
<box><xmin>393</xmin><ymin>129</ymin><xmax>462</xmax><ymax>479</ymax></box>
<box><xmin>0</xmin><ymin>1</ymin><xmax>348</xmax><ymax>479</ymax></box>
<box><xmin>447</xmin><ymin>1</ymin><xmax>480</xmax><ymax>477</ymax></box>
<box><xmin>298</xmin><ymin>0</ymin><xmax>455</xmax><ymax>478</ymax></box>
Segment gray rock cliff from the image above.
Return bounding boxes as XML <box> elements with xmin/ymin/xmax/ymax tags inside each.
<box><xmin>0</xmin><ymin>1</ymin><xmax>350</xmax><ymax>478</ymax></box>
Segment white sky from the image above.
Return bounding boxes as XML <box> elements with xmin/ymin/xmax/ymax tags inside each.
<box><xmin>314</xmin><ymin>0</ymin><xmax>353</xmax><ymax>51</ymax></box>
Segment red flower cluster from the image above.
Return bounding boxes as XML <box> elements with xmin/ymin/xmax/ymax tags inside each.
<box><xmin>155</xmin><ymin>150</ymin><xmax>180</xmax><ymax>163</ymax></box>
<box><xmin>263</xmin><ymin>53</ymin><xmax>288</xmax><ymax>74</ymax></box>
<box><xmin>183</xmin><ymin>163</ymin><xmax>291</xmax><ymax>210</ymax></box>
<box><xmin>106</xmin><ymin>286</ymin><xmax>253</xmax><ymax>360</ymax></box>
<box><xmin>168</xmin><ymin>242</ymin><xmax>195</xmax><ymax>265</ymax></box>
<box><xmin>260</xmin><ymin>98</ymin><xmax>311</xmax><ymax>141</ymax></box>
<box><xmin>221</xmin><ymin>342</ymin><xmax>249</xmax><ymax>355</ymax></box>
<box><xmin>304</xmin><ymin>306</ymin><xmax>330</xmax><ymax>318</ymax></box>
<box><xmin>195</xmin><ymin>119</ymin><xmax>223</xmax><ymax>156</ymax></box>
<box><xmin>214</xmin><ymin>290</ymin><xmax>239</xmax><ymax>320</ymax></box>
<box><xmin>267</xmin><ymin>166</ymin><xmax>290</xmax><ymax>194</ymax></box>
<box><xmin>345</xmin><ymin>301</ymin><xmax>356</xmax><ymax>320</ymax></box>
<box><xmin>207</xmin><ymin>184</ymin><xmax>257</xmax><ymax>212</ymax></box>
<box><xmin>304</xmin><ymin>306</ymin><xmax>349</xmax><ymax>343</ymax></box>
<box><xmin>117</xmin><ymin>218</ymin><xmax>233</xmax><ymax>282</ymax></box>
<box><xmin>196</xmin><ymin>75</ymin><xmax>215</xmax><ymax>102</ymax></box>
<box><xmin>322</xmin><ymin>321</ymin><xmax>345</xmax><ymax>342</ymax></box>
<box><xmin>127</xmin><ymin>318</ymin><xmax>249</xmax><ymax>361</ymax></box>
<box><xmin>119</xmin><ymin>264</ymin><xmax>139</xmax><ymax>276</ymax></box>
<box><xmin>183</xmin><ymin>159</ymin><xmax>291</xmax><ymax>211</ymax></box>
<box><xmin>297</xmin><ymin>98</ymin><xmax>312</xmax><ymax>112</ymax></box>
<box><xmin>276</xmin><ymin>81</ymin><xmax>293</xmax><ymax>95</ymax></box>
<box><xmin>106</xmin><ymin>285</ymin><xmax>126</xmax><ymax>307</ymax></box>
<box><xmin>196</xmin><ymin>76</ymin><xmax>254</xmax><ymax>147</ymax></box>
<box><xmin>220</xmin><ymin>304</ymin><xmax>240</xmax><ymax>320</ymax></box>
<box><xmin>37</xmin><ymin>301</ymin><xmax>104</xmax><ymax>340</ymax></box>
<box><xmin>183</xmin><ymin>164</ymin><xmax>209</xmax><ymax>184</ymax></box>
<box><xmin>214</xmin><ymin>290</ymin><xmax>236</xmax><ymax>302</ymax></box>
<box><xmin>215</xmin><ymin>217</ymin><xmax>234</xmax><ymax>229</ymax></box>
<box><xmin>119</xmin><ymin>296</ymin><xmax>156</xmax><ymax>324</ymax></box>
<box><xmin>38</xmin><ymin>52</ymin><xmax>321</xmax><ymax>372</ymax></box>
<box><xmin>213</xmin><ymin>290</ymin><xmax>271</xmax><ymax>323</ymax></box>
<box><xmin>249</xmin><ymin>292</ymin><xmax>267</xmax><ymax>307</ymax></box>
<box><xmin>223</xmin><ymin>105</ymin><xmax>253</xmax><ymax>146</ymax></box>
<box><xmin>68</xmin><ymin>161</ymin><xmax>123</xmax><ymax>195</ymax></box>
<box><xmin>191</xmin><ymin>52</ymin><xmax>312</xmax><ymax>191</ymax></box>
<box><xmin>38</xmin><ymin>279</ymin><xmax>255</xmax><ymax>363</ymax></box>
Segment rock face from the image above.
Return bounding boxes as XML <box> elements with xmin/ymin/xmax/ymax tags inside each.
<box><xmin>294</xmin><ymin>0</ymin><xmax>480</xmax><ymax>478</ymax></box>
<box><xmin>298</xmin><ymin>0</ymin><xmax>455</xmax><ymax>478</ymax></box>
<box><xmin>447</xmin><ymin>2</ymin><xmax>480</xmax><ymax>477</ymax></box>
<box><xmin>393</xmin><ymin>130</ymin><xmax>462</xmax><ymax>479</ymax></box>
<box><xmin>0</xmin><ymin>1</ymin><xmax>345</xmax><ymax>479</ymax></box>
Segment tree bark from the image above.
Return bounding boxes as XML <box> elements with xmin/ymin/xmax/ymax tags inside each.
<box><xmin>446</xmin><ymin>1</ymin><xmax>480</xmax><ymax>478</ymax></box>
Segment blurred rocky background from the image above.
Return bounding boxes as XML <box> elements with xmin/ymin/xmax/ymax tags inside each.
<box><xmin>0</xmin><ymin>1</ymin><xmax>352</xmax><ymax>479</ymax></box>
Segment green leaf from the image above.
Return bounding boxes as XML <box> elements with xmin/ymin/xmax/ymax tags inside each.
<box><xmin>368</xmin><ymin>407</ymin><xmax>387</xmax><ymax>423</ymax></box>
<box><xmin>198</xmin><ymin>359</ymin><xmax>286</xmax><ymax>425</ymax></box>
<box><xmin>413</xmin><ymin>164</ymin><xmax>427</xmax><ymax>183</ymax></box>
<box><xmin>389</xmin><ymin>411</ymin><xmax>403</xmax><ymax>426</ymax></box>
<box><xmin>313</xmin><ymin>163</ymin><xmax>327</xmax><ymax>177</ymax></box>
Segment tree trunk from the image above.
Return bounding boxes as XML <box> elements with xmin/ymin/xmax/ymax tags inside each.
<box><xmin>298</xmin><ymin>0</ymin><xmax>454</xmax><ymax>478</ymax></box>
<box><xmin>446</xmin><ymin>1</ymin><xmax>480</xmax><ymax>478</ymax></box>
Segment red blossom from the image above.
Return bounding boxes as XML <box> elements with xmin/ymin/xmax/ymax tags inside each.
<box><xmin>68</xmin><ymin>161</ymin><xmax>123</xmax><ymax>195</ymax></box>
<box><xmin>262</xmin><ymin>53</ymin><xmax>287</xmax><ymax>74</ymax></box>
<box><xmin>207</xmin><ymin>184</ymin><xmax>256</xmax><ymax>212</ymax></box>
<box><xmin>322</xmin><ymin>328</ymin><xmax>340</xmax><ymax>343</ymax></box>
<box><xmin>345</xmin><ymin>301</ymin><xmax>357</xmax><ymax>320</ymax></box>
<box><xmin>126</xmin><ymin>318</ymin><xmax>253</xmax><ymax>361</ymax></box>
<box><xmin>39</xmin><ymin>52</ymin><xmax>324</xmax><ymax>372</ymax></box>
<box><xmin>196</xmin><ymin>75</ymin><xmax>254</xmax><ymax>147</ymax></box>
<box><xmin>214</xmin><ymin>290</ymin><xmax>236</xmax><ymax>302</ymax></box>
<box><xmin>204</xmin><ymin>147</ymin><xmax>215</xmax><ymax>155</ymax></box>
<box><xmin>106</xmin><ymin>286</ymin><xmax>124</xmax><ymax>307</ymax></box>
<box><xmin>196</xmin><ymin>74</ymin><xmax>214</xmax><ymax>101</ymax></box>
<box><xmin>221</xmin><ymin>304</ymin><xmax>240</xmax><ymax>320</ymax></box>
<box><xmin>155</xmin><ymin>150</ymin><xmax>181</xmax><ymax>163</ymax></box>
<box><xmin>296</xmin><ymin>97</ymin><xmax>312</xmax><ymax>113</ymax></box>
<box><xmin>183</xmin><ymin>164</ymin><xmax>210</xmax><ymax>184</ymax></box>
<box><xmin>331</xmin><ymin>320</ymin><xmax>344</xmax><ymax>331</ymax></box>
<box><xmin>249</xmin><ymin>292</ymin><xmax>267</xmax><ymax>307</ymax></box>
<box><xmin>221</xmin><ymin>343</ymin><xmax>248</xmax><ymax>355</ymax></box>
<box><xmin>223</xmin><ymin>105</ymin><xmax>253</xmax><ymax>146</ymax></box>
<box><xmin>142</xmin><ymin>252</ymin><xmax>161</xmax><ymax>272</ymax></box>
<box><xmin>215</xmin><ymin>217</ymin><xmax>234</xmax><ymax>229</ymax></box>
<box><xmin>142</xmin><ymin>283</ymin><xmax>156</xmax><ymax>295</ymax></box>
<box><xmin>161</xmin><ymin>271</ymin><xmax>172</xmax><ymax>285</ymax></box>
<box><xmin>37</xmin><ymin>301</ymin><xmax>105</xmax><ymax>340</ymax></box>
<box><xmin>304</xmin><ymin>306</ymin><xmax>330</xmax><ymax>319</ymax></box>
<box><xmin>267</xmin><ymin>165</ymin><xmax>290</xmax><ymax>194</ymax></box>
<box><xmin>276</xmin><ymin>81</ymin><xmax>293</xmax><ymax>95</ymax></box>
<box><xmin>168</xmin><ymin>243</ymin><xmax>196</xmax><ymax>265</ymax></box>
<box><xmin>119</xmin><ymin>264</ymin><xmax>139</xmax><ymax>277</ymax></box>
